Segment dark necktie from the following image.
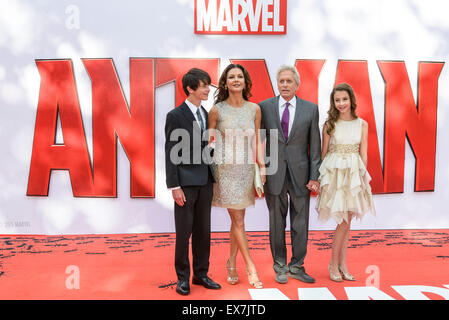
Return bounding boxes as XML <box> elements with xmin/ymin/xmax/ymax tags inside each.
<box><xmin>196</xmin><ymin>108</ymin><xmax>205</xmax><ymax>132</ymax></box>
<box><xmin>281</xmin><ymin>102</ymin><xmax>290</xmax><ymax>140</ymax></box>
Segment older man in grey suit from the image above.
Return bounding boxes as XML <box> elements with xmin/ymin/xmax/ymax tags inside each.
<box><xmin>260</xmin><ymin>65</ymin><xmax>321</xmax><ymax>284</ymax></box>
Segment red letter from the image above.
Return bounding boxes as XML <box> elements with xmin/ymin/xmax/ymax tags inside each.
<box><xmin>295</xmin><ymin>59</ymin><xmax>326</xmax><ymax>104</ymax></box>
<box><xmin>27</xmin><ymin>60</ymin><xmax>94</xmax><ymax>196</ymax></box>
<box><xmin>84</xmin><ymin>58</ymin><xmax>155</xmax><ymax>197</ymax></box>
<box><xmin>334</xmin><ymin>60</ymin><xmax>385</xmax><ymax>194</ymax></box>
<box><xmin>378</xmin><ymin>61</ymin><xmax>444</xmax><ymax>192</ymax></box>
<box><xmin>156</xmin><ymin>58</ymin><xmax>220</xmax><ymax>107</ymax></box>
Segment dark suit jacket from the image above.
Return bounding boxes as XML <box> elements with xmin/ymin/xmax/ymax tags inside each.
<box><xmin>165</xmin><ymin>102</ymin><xmax>215</xmax><ymax>188</ymax></box>
<box><xmin>259</xmin><ymin>96</ymin><xmax>321</xmax><ymax>196</ymax></box>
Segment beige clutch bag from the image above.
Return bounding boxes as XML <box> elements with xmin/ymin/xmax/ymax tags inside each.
<box><xmin>254</xmin><ymin>163</ymin><xmax>264</xmax><ymax>197</ymax></box>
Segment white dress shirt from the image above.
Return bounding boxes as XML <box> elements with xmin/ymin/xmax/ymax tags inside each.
<box><xmin>185</xmin><ymin>99</ymin><xmax>206</xmax><ymax>131</ymax></box>
<box><xmin>278</xmin><ymin>96</ymin><xmax>296</xmax><ymax>134</ymax></box>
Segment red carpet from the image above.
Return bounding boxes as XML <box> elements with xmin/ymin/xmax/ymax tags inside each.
<box><xmin>0</xmin><ymin>229</ymin><xmax>448</xmax><ymax>300</ymax></box>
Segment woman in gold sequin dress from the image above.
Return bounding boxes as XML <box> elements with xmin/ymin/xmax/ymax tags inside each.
<box><xmin>316</xmin><ymin>83</ymin><xmax>375</xmax><ymax>282</ymax></box>
<box><xmin>208</xmin><ymin>64</ymin><xmax>265</xmax><ymax>289</ymax></box>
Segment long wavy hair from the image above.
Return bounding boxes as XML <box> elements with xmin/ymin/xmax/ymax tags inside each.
<box><xmin>325</xmin><ymin>83</ymin><xmax>358</xmax><ymax>135</ymax></box>
<box><xmin>214</xmin><ymin>64</ymin><xmax>252</xmax><ymax>104</ymax></box>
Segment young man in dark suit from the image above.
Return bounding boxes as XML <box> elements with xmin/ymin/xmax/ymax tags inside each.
<box><xmin>164</xmin><ymin>68</ymin><xmax>221</xmax><ymax>295</ymax></box>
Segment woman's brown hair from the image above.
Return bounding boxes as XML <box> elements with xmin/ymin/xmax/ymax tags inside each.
<box><xmin>214</xmin><ymin>64</ymin><xmax>252</xmax><ymax>104</ymax></box>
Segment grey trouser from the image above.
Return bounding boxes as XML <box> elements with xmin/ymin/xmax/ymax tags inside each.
<box><xmin>265</xmin><ymin>172</ymin><xmax>310</xmax><ymax>274</ymax></box>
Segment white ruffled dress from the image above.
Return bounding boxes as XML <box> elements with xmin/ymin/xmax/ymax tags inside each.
<box><xmin>315</xmin><ymin>118</ymin><xmax>375</xmax><ymax>224</ymax></box>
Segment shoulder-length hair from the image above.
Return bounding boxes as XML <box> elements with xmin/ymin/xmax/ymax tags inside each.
<box><xmin>214</xmin><ymin>64</ymin><xmax>252</xmax><ymax>104</ymax></box>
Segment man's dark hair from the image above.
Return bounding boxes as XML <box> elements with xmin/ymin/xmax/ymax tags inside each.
<box><xmin>182</xmin><ymin>68</ymin><xmax>211</xmax><ymax>96</ymax></box>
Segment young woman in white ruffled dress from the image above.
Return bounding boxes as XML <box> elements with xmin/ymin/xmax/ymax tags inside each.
<box><xmin>315</xmin><ymin>83</ymin><xmax>375</xmax><ymax>282</ymax></box>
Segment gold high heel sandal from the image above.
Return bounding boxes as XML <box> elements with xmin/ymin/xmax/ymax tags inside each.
<box><xmin>328</xmin><ymin>264</ymin><xmax>343</xmax><ymax>282</ymax></box>
<box><xmin>338</xmin><ymin>266</ymin><xmax>356</xmax><ymax>281</ymax></box>
<box><xmin>226</xmin><ymin>260</ymin><xmax>238</xmax><ymax>285</ymax></box>
<box><xmin>246</xmin><ymin>269</ymin><xmax>263</xmax><ymax>289</ymax></box>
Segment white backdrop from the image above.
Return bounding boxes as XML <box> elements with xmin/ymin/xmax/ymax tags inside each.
<box><xmin>1</xmin><ymin>0</ymin><xmax>448</xmax><ymax>234</ymax></box>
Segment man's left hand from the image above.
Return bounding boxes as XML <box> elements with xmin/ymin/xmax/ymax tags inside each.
<box><xmin>306</xmin><ymin>180</ymin><xmax>320</xmax><ymax>194</ymax></box>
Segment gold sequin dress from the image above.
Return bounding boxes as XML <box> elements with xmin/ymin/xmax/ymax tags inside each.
<box><xmin>212</xmin><ymin>100</ymin><xmax>257</xmax><ymax>210</ymax></box>
<box><xmin>315</xmin><ymin>118</ymin><xmax>375</xmax><ymax>224</ymax></box>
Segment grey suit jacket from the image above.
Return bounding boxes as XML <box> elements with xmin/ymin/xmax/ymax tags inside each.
<box><xmin>260</xmin><ymin>96</ymin><xmax>321</xmax><ymax>196</ymax></box>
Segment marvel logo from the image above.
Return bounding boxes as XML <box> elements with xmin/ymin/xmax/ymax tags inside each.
<box><xmin>195</xmin><ymin>0</ymin><xmax>287</xmax><ymax>34</ymax></box>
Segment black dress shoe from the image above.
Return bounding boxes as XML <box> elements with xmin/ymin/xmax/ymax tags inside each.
<box><xmin>176</xmin><ymin>280</ymin><xmax>190</xmax><ymax>295</ymax></box>
<box><xmin>192</xmin><ymin>275</ymin><xmax>221</xmax><ymax>290</ymax></box>
<box><xmin>288</xmin><ymin>269</ymin><xmax>316</xmax><ymax>283</ymax></box>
